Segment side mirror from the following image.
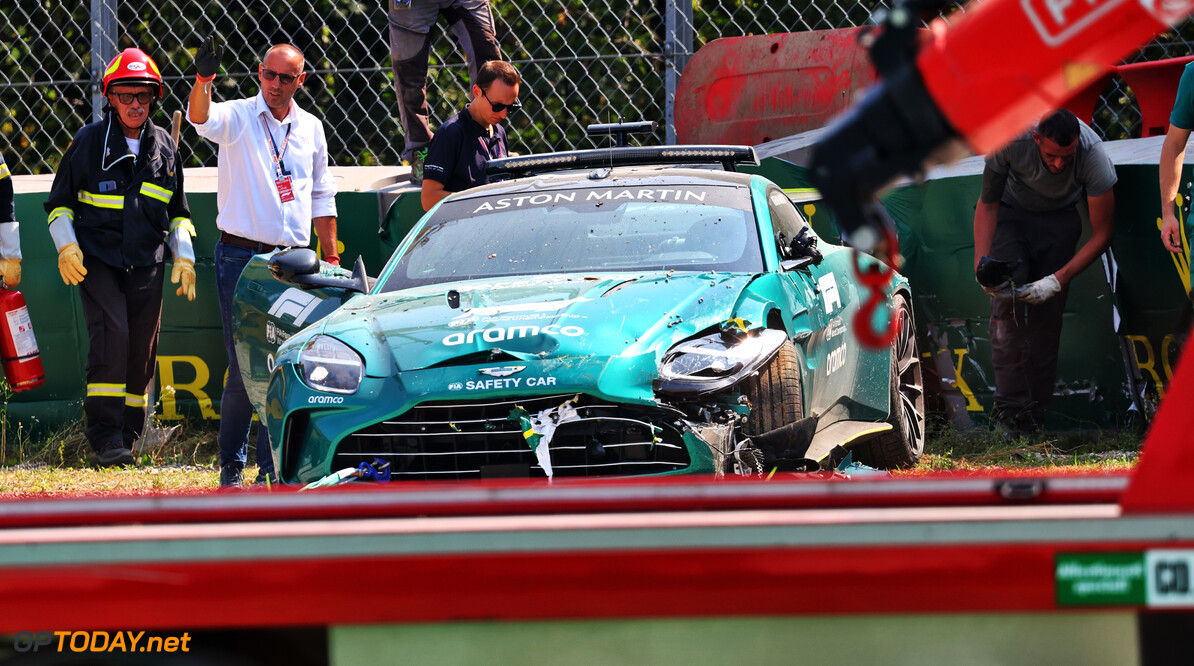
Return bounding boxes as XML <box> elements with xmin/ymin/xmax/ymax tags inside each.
<box><xmin>269</xmin><ymin>248</ymin><xmax>320</xmax><ymax>282</ymax></box>
<box><xmin>269</xmin><ymin>248</ymin><xmax>370</xmax><ymax>294</ymax></box>
<box><xmin>788</xmin><ymin>227</ymin><xmax>823</xmax><ymax>266</ymax></box>
<box><xmin>780</xmin><ymin>256</ymin><xmax>816</xmax><ymax>272</ymax></box>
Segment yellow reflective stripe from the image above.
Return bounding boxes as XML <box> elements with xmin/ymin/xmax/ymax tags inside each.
<box><xmin>124</xmin><ymin>393</ymin><xmax>149</xmax><ymax>407</ymax></box>
<box><xmin>48</xmin><ymin>207</ymin><xmax>75</xmax><ymax>224</ymax></box>
<box><xmin>86</xmin><ymin>383</ymin><xmax>126</xmax><ymax>397</ymax></box>
<box><xmin>0</xmin><ymin>163</ymin><xmax>10</xmax><ymax>180</ymax></box>
<box><xmin>139</xmin><ymin>182</ymin><xmax>172</xmax><ymax>204</ymax></box>
<box><xmin>104</xmin><ymin>54</ymin><xmax>122</xmax><ymax>79</ymax></box>
<box><xmin>77</xmin><ymin>190</ymin><xmax>124</xmax><ymax>210</ymax></box>
<box><xmin>170</xmin><ymin>218</ymin><xmax>196</xmax><ymax>237</ymax></box>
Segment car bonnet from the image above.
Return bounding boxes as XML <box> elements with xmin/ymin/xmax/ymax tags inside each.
<box><xmin>316</xmin><ymin>271</ymin><xmax>757</xmax><ymax>373</ymax></box>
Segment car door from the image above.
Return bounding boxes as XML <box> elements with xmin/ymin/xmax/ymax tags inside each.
<box><xmin>766</xmin><ymin>187</ymin><xmax>860</xmax><ymax>422</ymax></box>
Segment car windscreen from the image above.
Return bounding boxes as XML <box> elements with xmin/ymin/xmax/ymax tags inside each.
<box><xmin>380</xmin><ymin>184</ymin><xmax>763</xmax><ymax>291</ymax></box>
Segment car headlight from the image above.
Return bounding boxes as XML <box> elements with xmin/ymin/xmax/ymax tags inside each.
<box><xmin>298</xmin><ymin>335</ymin><xmax>364</xmax><ymax>395</ymax></box>
<box><xmin>657</xmin><ymin>328</ymin><xmax>788</xmax><ymax>395</ymax></box>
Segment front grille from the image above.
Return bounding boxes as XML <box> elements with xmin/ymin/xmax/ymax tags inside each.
<box><xmin>333</xmin><ymin>394</ymin><xmax>691</xmax><ymax>480</ymax></box>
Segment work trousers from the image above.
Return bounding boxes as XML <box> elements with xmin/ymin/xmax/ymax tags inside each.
<box><xmin>79</xmin><ymin>259</ymin><xmax>164</xmax><ymax>452</ymax></box>
<box><xmin>388</xmin><ymin>0</ymin><xmax>501</xmax><ymax>161</ymax></box>
<box><xmin>988</xmin><ymin>204</ymin><xmax>1082</xmax><ymax>431</ymax></box>
<box><xmin>215</xmin><ymin>241</ymin><xmax>273</xmax><ymax>473</ymax></box>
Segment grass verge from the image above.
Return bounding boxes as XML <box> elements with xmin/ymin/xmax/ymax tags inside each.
<box><xmin>0</xmin><ymin>410</ymin><xmax>1146</xmax><ymax>496</ymax></box>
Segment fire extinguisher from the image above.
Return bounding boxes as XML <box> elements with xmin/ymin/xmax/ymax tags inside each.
<box><xmin>0</xmin><ymin>285</ymin><xmax>45</xmax><ymax>392</ymax></box>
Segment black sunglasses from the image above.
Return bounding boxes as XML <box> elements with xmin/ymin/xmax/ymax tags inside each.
<box><xmin>260</xmin><ymin>67</ymin><xmax>300</xmax><ymax>85</ymax></box>
<box><xmin>112</xmin><ymin>91</ymin><xmax>155</xmax><ymax>105</ymax></box>
<box><xmin>481</xmin><ymin>88</ymin><xmax>522</xmax><ymax>114</ymax></box>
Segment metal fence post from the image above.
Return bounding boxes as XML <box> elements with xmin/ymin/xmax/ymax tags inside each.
<box><xmin>663</xmin><ymin>0</ymin><xmax>694</xmax><ymax>145</ymax></box>
<box><xmin>90</xmin><ymin>0</ymin><xmax>118</xmax><ymax>123</ymax></box>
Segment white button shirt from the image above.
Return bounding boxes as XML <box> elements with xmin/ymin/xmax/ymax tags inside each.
<box><xmin>189</xmin><ymin>93</ymin><xmax>337</xmax><ymax>246</ymax></box>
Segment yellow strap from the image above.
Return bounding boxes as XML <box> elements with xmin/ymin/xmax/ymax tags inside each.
<box><xmin>48</xmin><ymin>207</ymin><xmax>75</xmax><ymax>224</ymax></box>
<box><xmin>139</xmin><ymin>182</ymin><xmax>173</xmax><ymax>204</ymax></box>
<box><xmin>77</xmin><ymin>190</ymin><xmax>124</xmax><ymax>210</ymax></box>
<box><xmin>86</xmin><ymin>383</ymin><xmax>126</xmax><ymax>397</ymax></box>
<box><xmin>124</xmin><ymin>393</ymin><xmax>149</xmax><ymax>407</ymax></box>
<box><xmin>170</xmin><ymin>218</ymin><xmax>197</xmax><ymax>237</ymax></box>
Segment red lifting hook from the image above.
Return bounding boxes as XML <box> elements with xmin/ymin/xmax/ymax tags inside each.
<box><xmin>850</xmin><ymin>226</ymin><xmax>899</xmax><ymax>349</ymax></box>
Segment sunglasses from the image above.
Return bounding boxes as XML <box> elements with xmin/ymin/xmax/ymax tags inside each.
<box><xmin>260</xmin><ymin>67</ymin><xmax>300</xmax><ymax>85</ymax></box>
<box><xmin>481</xmin><ymin>88</ymin><xmax>522</xmax><ymax>114</ymax></box>
<box><xmin>112</xmin><ymin>91</ymin><xmax>155</xmax><ymax>105</ymax></box>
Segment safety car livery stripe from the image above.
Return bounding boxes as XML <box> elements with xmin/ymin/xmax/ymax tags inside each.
<box><xmin>77</xmin><ymin>190</ymin><xmax>124</xmax><ymax>210</ymax></box>
<box><xmin>139</xmin><ymin>182</ymin><xmax>172</xmax><ymax>204</ymax></box>
<box><xmin>86</xmin><ymin>383</ymin><xmax>126</xmax><ymax>397</ymax></box>
<box><xmin>170</xmin><ymin>217</ymin><xmax>196</xmax><ymax>236</ymax></box>
<box><xmin>124</xmin><ymin>393</ymin><xmax>148</xmax><ymax>408</ymax></box>
<box><xmin>47</xmin><ymin>207</ymin><xmax>74</xmax><ymax>224</ymax></box>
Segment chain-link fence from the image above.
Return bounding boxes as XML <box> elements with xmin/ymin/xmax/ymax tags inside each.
<box><xmin>4</xmin><ymin>1</ymin><xmax>1194</xmax><ymax>176</ymax></box>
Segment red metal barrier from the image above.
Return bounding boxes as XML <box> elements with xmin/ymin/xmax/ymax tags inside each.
<box><xmin>674</xmin><ymin>28</ymin><xmax>876</xmax><ymax>145</ymax></box>
<box><xmin>1116</xmin><ymin>56</ymin><xmax>1194</xmax><ymax>136</ymax></box>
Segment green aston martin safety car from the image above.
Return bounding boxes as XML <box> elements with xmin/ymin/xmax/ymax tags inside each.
<box><xmin>233</xmin><ymin>139</ymin><xmax>924</xmax><ymax>484</ymax></box>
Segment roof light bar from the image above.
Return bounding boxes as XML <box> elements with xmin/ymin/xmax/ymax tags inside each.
<box><xmin>487</xmin><ymin>145</ymin><xmax>758</xmax><ymax>179</ymax></box>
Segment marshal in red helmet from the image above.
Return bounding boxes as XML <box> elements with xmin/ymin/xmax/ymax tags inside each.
<box><xmin>101</xmin><ymin>47</ymin><xmax>163</xmax><ymax>98</ymax></box>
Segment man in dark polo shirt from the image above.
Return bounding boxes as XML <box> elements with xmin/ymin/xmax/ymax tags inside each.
<box><xmin>421</xmin><ymin>60</ymin><xmax>520</xmax><ymax>211</ymax></box>
<box><xmin>972</xmin><ymin>109</ymin><xmax>1117</xmax><ymax>435</ymax></box>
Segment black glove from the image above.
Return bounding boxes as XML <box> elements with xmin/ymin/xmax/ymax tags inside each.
<box><xmin>195</xmin><ymin>34</ymin><xmax>223</xmax><ymax>79</ymax></box>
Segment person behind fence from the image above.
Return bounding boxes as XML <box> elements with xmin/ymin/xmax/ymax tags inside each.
<box><xmin>0</xmin><ymin>152</ymin><xmax>20</xmax><ymax>289</ymax></box>
<box><xmin>187</xmin><ymin>36</ymin><xmax>339</xmax><ymax>487</ymax></box>
<box><xmin>388</xmin><ymin>0</ymin><xmax>502</xmax><ymax>184</ymax></box>
<box><xmin>972</xmin><ymin>108</ymin><xmax>1117</xmax><ymax>435</ymax></box>
<box><xmin>43</xmin><ymin>47</ymin><xmax>196</xmax><ymax>467</ymax></box>
<box><xmin>421</xmin><ymin>60</ymin><xmax>519</xmax><ymax>211</ymax></box>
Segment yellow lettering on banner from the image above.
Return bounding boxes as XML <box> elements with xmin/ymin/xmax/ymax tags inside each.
<box><xmin>156</xmin><ymin>356</ymin><xmax>218</xmax><ymax>419</ymax></box>
<box><xmin>951</xmin><ymin>348</ymin><xmax>984</xmax><ymax>412</ymax></box>
<box><xmin>1162</xmin><ymin>333</ymin><xmax>1179</xmax><ymax>389</ymax></box>
<box><xmin>1126</xmin><ymin>335</ymin><xmax>1165</xmax><ymax>400</ymax></box>
<box><xmin>316</xmin><ymin>238</ymin><xmax>346</xmax><ymax>259</ymax></box>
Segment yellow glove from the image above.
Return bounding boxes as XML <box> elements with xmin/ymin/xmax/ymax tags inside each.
<box><xmin>171</xmin><ymin>257</ymin><xmax>196</xmax><ymax>301</ymax></box>
<box><xmin>58</xmin><ymin>243</ymin><xmax>87</xmax><ymax>286</ymax></box>
<box><xmin>0</xmin><ymin>258</ymin><xmax>20</xmax><ymax>287</ymax></box>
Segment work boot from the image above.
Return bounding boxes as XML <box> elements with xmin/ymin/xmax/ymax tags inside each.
<box><xmin>94</xmin><ymin>444</ymin><xmax>135</xmax><ymax>467</ymax></box>
<box><xmin>219</xmin><ymin>465</ymin><xmax>244</xmax><ymax>487</ymax></box>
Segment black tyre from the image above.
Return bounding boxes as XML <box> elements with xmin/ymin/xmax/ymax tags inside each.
<box><xmin>741</xmin><ymin>339</ymin><xmax>804</xmax><ymax>436</ymax></box>
<box><xmin>854</xmin><ymin>293</ymin><xmax>926</xmax><ymax>468</ymax></box>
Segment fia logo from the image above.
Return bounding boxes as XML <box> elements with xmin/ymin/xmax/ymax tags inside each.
<box><xmin>267</xmin><ymin>288</ymin><xmax>321</xmax><ymax>327</ymax></box>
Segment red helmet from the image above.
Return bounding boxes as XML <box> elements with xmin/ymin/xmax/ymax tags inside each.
<box><xmin>101</xmin><ymin>48</ymin><xmax>163</xmax><ymax>97</ymax></box>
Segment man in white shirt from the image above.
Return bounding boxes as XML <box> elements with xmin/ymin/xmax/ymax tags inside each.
<box><xmin>187</xmin><ymin>37</ymin><xmax>339</xmax><ymax>487</ymax></box>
